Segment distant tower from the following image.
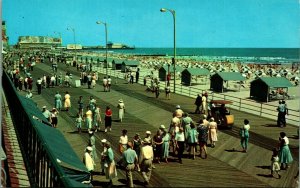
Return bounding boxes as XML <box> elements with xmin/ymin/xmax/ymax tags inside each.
<box><xmin>2</xmin><ymin>21</ymin><xmax>9</xmax><ymax>48</ymax></box>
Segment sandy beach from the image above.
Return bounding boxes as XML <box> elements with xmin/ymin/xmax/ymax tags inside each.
<box><xmin>46</xmin><ymin>50</ymin><xmax>297</xmax><ymax>124</ymax></box>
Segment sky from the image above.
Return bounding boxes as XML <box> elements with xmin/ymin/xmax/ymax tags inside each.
<box><xmin>2</xmin><ymin>0</ymin><xmax>300</xmax><ymax>48</ymax></box>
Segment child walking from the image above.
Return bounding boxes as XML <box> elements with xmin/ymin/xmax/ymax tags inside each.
<box><xmin>271</xmin><ymin>148</ymin><xmax>281</xmax><ymax>179</ymax></box>
<box><xmin>76</xmin><ymin>113</ymin><xmax>83</xmax><ymax>133</ymax></box>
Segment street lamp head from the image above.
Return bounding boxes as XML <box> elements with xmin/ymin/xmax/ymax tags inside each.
<box><xmin>96</xmin><ymin>21</ymin><xmax>106</xmax><ymax>25</ymax></box>
<box><xmin>160</xmin><ymin>8</ymin><xmax>167</xmax><ymax>12</ymax></box>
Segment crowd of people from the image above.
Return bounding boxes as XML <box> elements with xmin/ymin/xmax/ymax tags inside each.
<box><xmin>79</xmin><ymin>102</ymin><xmax>226</xmax><ymax>186</ymax></box>
<box><xmin>3</xmin><ymin>49</ymin><xmax>297</xmax><ymax>186</ymax></box>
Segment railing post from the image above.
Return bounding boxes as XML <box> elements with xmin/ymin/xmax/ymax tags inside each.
<box><xmin>180</xmin><ymin>84</ymin><xmax>182</xmax><ymax>94</ymax></box>
<box><xmin>260</xmin><ymin>103</ymin><xmax>263</xmax><ymax>116</ymax></box>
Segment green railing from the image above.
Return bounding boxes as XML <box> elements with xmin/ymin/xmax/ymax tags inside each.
<box><xmin>2</xmin><ymin>71</ymin><xmax>90</xmax><ymax>187</ymax></box>
<box><xmin>95</xmin><ymin>65</ymin><xmax>299</xmax><ymax>126</ymax></box>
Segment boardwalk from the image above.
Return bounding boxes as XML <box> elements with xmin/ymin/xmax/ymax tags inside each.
<box><xmin>19</xmin><ymin>61</ymin><xmax>299</xmax><ymax>187</ymax></box>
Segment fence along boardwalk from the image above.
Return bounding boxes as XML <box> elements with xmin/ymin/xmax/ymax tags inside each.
<box><xmin>23</xmin><ymin>61</ymin><xmax>298</xmax><ymax>187</ymax></box>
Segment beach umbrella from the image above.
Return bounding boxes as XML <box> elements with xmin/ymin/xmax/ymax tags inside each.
<box><xmin>295</xmin><ymin>76</ymin><xmax>299</xmax><ymax>81</ymax></box>
<box><xmin>276</xmin><ymin>74</ymin><xmax>281</xmax><ymax>77</ymax></box>
<box><xmin>242</xmin><ymin>73</ymin><xmax>247</xmax><ymax>77</ymax></box>
<box><xmin>261</xmin><ymin>72</ymin><xmax>266</xmax><ymax>76</ymax></box>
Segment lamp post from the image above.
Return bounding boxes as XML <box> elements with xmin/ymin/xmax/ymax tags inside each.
<box><xmin>160</xmin><ymin>8</ymin><xmax>176</xmax><ymax>93</ymax></box>
<box><xmin>96</xmin><ymin>21</ymin><xmax>108</xmax><ymax>76</ymax></box>
<box><xmin>54</xmin><ymin>31</ymin><xmax>62</xmax><ymax>56</ymax></box>
<box><xmin>67</xmin><ymin>27</ymin><xmax>77</xmax><ymax>66</ymax></box>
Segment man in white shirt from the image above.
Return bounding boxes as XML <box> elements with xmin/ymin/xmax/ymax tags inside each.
<box><xmin>107</xmin><ymin>76</ymin><xmax>112</xmax><ymax>92</ymax></box>
<box><xmin>50</xmin><ymin>75</ymin><xmax>56</xmax><ymax>87</ymax></box>
<box><xmin>139</xmin><ymin>138</ymin><xmax>154</xmax><ymax>185</ymax></box>
<box><xmin>36</xmin><ymin>77</ymin><xmax>43</xmax><ymax>94</ymax></box>
<box><xmin>175</xmin><ymin>127</ymin><xmax>185</xmax><ymax>163</ymax></box>
<box><xmin>103</xmin><ymin>77</ymin><xmax>108</xmax><ymax>92</ymax></box>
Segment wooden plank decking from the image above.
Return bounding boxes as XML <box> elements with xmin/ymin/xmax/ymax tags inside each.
<box><xmin>18</xmin><ymin>61</ymin><xmax>299</xmax><ymax>187</ymax></box>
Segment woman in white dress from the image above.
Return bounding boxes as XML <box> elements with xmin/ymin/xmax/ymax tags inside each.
<box><xmin>208</xmin><ymin>117</ymin><xmax>218</xmax><ymax>148</ymax></box>
<box><xmin>93</xmin><ymin>105</ymin><xmax>102</xmax><ymax>131</ymax></box>
<box><xmin>117</xmin><ymin>99</ymin><xmax>125</xmax><ymax>122</ymax></box>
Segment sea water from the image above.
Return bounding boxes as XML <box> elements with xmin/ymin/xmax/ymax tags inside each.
<box><xmin>89</xmin><ymin>48</ymin><xmax>300</xmax><ymax>63</ymax></box>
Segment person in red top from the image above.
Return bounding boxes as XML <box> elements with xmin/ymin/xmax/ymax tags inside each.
<box><xmin>105</xmin><ymin>106</ymin><xmax>112</xmax><ymax>132</ymax></box>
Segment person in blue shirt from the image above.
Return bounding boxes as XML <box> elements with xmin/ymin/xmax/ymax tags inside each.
<box><xmin>122</xmin><ymin>141</ymin><xmax>138</xmax><ymax>187</ymax></box>
<box><xmin>187</xmin><ymin>123</ymin><xmax>198</xmax><ymax>159</ymax></box>
<box><xmin>104</xmin><ymin>142</ymin><xmax>117</xmax><ymax>185</ymax></box>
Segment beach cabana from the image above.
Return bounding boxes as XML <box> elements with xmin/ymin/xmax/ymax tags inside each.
<box><xmin>94</xmin><ymin>56</ymin><xmax>105</xmax><ymax>66</ymax></box>
<box><xmin>103</xmin><ymin>57</ymin><xmax>114</xmax><ymax>68</ymax></box>
<box><xmin>210</xmin><ymin>72</ymin><xmax>246</xmax><ymax>92</ymax></box>
<box><xmin>158</xmin><ymin>65</ymin><xmax>184</xmax><ymax>81</ymax></box>
<box><xmin>250</xmin><ymin>77</ymin><xmax>294</xmax><ymax>102</ymax></box>
<box><xmin>112</xmin><ymin>59</ymin><xmax>125</xmax><ymax>70</ymax></box>
<box><xmin>181</xmin><ymin>68</ymin><xmax>210</xmax><ymax>86</ymax></box>
<box><xmin>121</xmin><ymin>60</ymin><xmax>140</xmax><ymax>72</ymax></box>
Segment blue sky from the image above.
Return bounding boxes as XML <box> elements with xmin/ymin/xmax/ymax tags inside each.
<box><xmin>3</xmin><ymin>0</ymin><xmax>300</xmax><ymax>48</ymax></box>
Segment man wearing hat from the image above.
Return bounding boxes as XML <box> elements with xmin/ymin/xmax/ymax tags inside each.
<box><xmin>143</xmin><ymin>131</ymin><xmax>156</xmax><ymax>169</ymax></box>
<box><xmin>117</xmin><ymin>99</ymin><xmax>125</xmax><ymax>122</ymax></box>
<box><xmin>139</xmin><ymin>138</ymin><xmax>154</xmax><ymax>185</ymax></box>
<box><xmin>83</xmin><ymin>146</ymin><xmax>95</xmax><ymax>181</ymax></box>
<box><xmin>159</xmin><ymin>125</ymin><xmax>166</xmax><ymax>135</ymax></box>
<box><xmin>121</xmin><ymin>141</ymin><xmax>138</xmax><ymax>187</ymax></box>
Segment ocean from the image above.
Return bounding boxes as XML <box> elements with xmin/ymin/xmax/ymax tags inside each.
<box><xmin>89</xmin><ymin>48</ymin><xmax>300</xmax><ymax>63</ymax></box>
